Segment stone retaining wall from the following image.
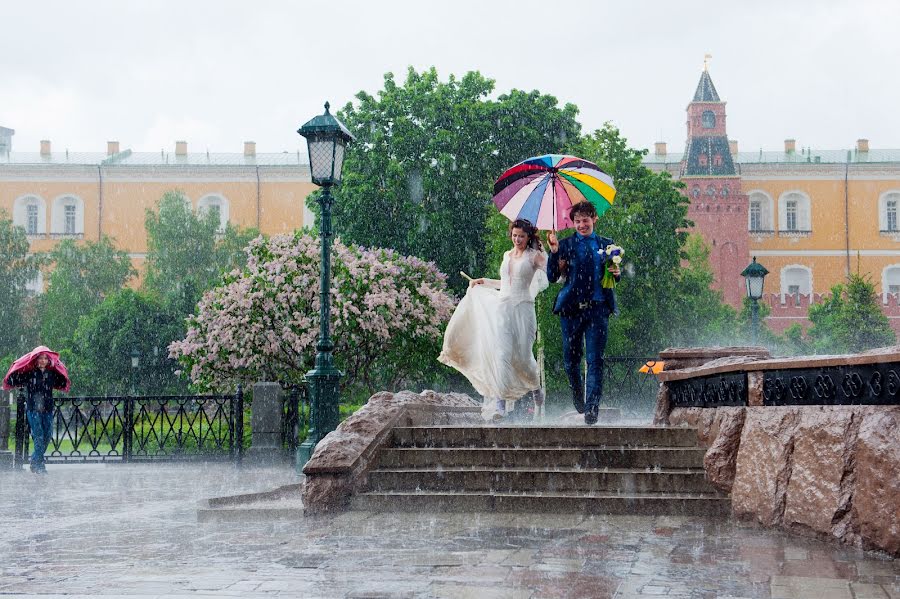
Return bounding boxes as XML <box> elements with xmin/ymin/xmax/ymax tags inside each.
<box><xmin>656</xmin><ymin>346</ymin><xmax>900</xmax><ymax>557</ymax></box>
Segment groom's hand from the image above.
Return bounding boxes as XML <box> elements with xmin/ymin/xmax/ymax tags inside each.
<box><xmin>469</xmin><ymin>278</ymin><xmax>486</xmax><ymax>288</ymax></box>
<box><xmin>546</xmin><ymin>231</ymin><xmax>559</xmax><ymax>253</ymax></box>
<box><xmin>607</xmin><ymin>265</ymin><xmax>621</xmax><ymax>277</ymax></box>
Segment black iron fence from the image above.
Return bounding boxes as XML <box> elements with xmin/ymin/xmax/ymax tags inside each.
<box><xmin>14</xmin><ymin>387</ymin><xmax>244</xmax><ymax>466</ymax></box>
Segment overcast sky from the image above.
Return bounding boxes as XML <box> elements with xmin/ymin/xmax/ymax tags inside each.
<box><xmin>4</xmin><ymin>0</ymin><xmax>899</xmax><ymax>157</ymax></box>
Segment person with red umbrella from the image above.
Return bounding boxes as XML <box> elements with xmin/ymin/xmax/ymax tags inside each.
<box><xmin>3</xmin><ymin>346</ymin><xmax>70</xmax><ymax>473</ymax></box>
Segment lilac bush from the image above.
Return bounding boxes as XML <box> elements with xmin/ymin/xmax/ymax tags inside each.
<box><xmin>169</xmin><ymin>231</ymin><xmax>456</xmax><ymax>393</ymax></box>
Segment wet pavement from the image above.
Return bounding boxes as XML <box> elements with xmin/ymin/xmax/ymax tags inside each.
<box><xmin>0</xmin><ymin>463</ymin><xmax>897</xmax><ymax>598</ymax></box>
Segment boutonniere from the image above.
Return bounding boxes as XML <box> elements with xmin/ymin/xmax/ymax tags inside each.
<box><xmin>601</xmin><ymin>244</ymin><xmax>624</xmax><ymax>289</ymax></box>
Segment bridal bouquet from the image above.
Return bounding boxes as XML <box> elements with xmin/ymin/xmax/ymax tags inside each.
<box><xmin>601</xmin><ymin>244</ymin><xmax>624</xmax><ymax>289</ymax></box>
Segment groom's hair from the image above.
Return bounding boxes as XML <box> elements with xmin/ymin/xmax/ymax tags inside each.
<box><xmin>569</xmin><ymin>202</ymin><xmax>598</xmax><ymax>221</ymax></box>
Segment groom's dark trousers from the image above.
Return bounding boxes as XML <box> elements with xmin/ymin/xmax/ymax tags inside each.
<box><xmin>561</xmin><ymin>302</ymin><xmax>609</xmax><ymax>414</ymax></box>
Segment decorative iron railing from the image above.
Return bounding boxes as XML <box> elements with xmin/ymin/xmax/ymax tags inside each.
<box><xmin>14</xmin><ymin>387</ymin><xmax>244</xmax><ymax>466</ymax></box>
<box><xmin>281</xmin><ymin>384</ymin><xmax>310</xmax><ymax>454</ymax></box>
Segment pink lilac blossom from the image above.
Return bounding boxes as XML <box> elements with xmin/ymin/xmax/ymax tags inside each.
<box><xmin>169</xmin><ymin>231</ymin><xmax>456</xmax><ymax>392</ymax></box>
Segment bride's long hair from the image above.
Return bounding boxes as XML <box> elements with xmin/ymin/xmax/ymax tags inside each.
<box><xmin>509</xmin><ymin>219</ymin><xmax>543</xmax><ymax>252</ymax></box>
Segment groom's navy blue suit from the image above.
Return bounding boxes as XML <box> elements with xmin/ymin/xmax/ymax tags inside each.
<box><xmin>547</xmin><ymin>232</ymin><xmax>619</xmax><ymax>420</ymax></box>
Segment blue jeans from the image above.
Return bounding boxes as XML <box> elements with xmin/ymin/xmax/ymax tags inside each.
<box><xmin>26</xmin><ymin>410</ymin><xmax>53</xmax><ymax>470</ymax></box>
<box><xmin>561</xmin><ymin>303</ymin><xmax>609</xmax><ymax>414</ymax></box>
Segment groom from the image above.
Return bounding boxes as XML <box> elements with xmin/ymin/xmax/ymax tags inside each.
<box><xmin>547</xmin><ymin>203</ymin><xmax>620</xmax><ymax>425</ymax></box>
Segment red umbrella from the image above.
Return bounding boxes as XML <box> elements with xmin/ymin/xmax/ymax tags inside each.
<box><xmin>2</xmin><ymin>346</ymin><xmax>71</xmax><ymax>393</ymax></box>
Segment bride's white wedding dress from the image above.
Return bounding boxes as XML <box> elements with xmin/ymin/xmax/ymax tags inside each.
<box><xmin>438</xmin><ymin>247</ymin><xmax>549</xmax><ymax>419</ymax></box>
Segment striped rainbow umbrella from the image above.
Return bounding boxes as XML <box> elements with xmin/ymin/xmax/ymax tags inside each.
<box><xmin>492</xmin><ymin>154</ymin><xmax>616</xmax><ymax>231</ymax></box>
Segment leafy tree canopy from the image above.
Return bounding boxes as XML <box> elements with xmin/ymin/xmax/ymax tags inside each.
<box><xmin>0</xmin><ymin>210</ymin><xmax>42</xmax><ymax>355</ymax></box>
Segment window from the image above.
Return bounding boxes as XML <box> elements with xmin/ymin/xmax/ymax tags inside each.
<box><xmin>706</xmin><ymin>185</ymin><xmax>716</xmax><ymax>197</ymax></box>
<box><xmin>691</xmin><ymin>185</ymin><xmax>700</xmax><ymax>199</ymax></box>
<box><xmin>713</xmin><ymin>154</ymin><xmax>723</xmax><ymax>167</ymax></box>
<box><xmin>785</xmin><ymin>199</ymin><xmax>798</xmax><ymax>231</ymax></box>
<box><xmin>51</xmin><ymin>195</ymin><xmax>84</xmax><ymax>237</ymax></box>
<box><xmin>24</xmin><ymin>271</ymin><xmax>43</xmax><ymax>296</ymax></box>
<box><xmin>698</xmin><ymin>153</ymin><xmax>708</xmax><ymax>167</ymax></box>
<box><xmin>750</xmin><ymin>202</ymin><xmax>762</xmax><ymax>231</ymax></box>
<box><xmin>879</xmin><ymin>192</ymin><xmax>900</xmax><ymax>233</ymax></box>
<box><xmin>882</xmin><ymin>265</ymin><xmax>900</xmax><ymax>302</ymax></box>
<box><xmin>781</xmin><ymin>265</ymin><xmax>812</xmax><ymax>303</ymax></box>
<box><xmin>720</xmin><ymin>185</ymin><xmax>730</xmax><ymax>198</ymax></box>
<box><xmin>13</xmin><ymin>195</ymin><xmax>46</xmax><ymax>236</ymax></box>
<box><xmin>26</xmin><ymin>205</ymin><xmax>38</xmax><ymax>235</ymax></box>
<box><xmin>748</xmin><ymin>191</ymin><xmax>774</xmax><ymax>232</ymax></box>
<box><xmin>197</xmin><ymin>194</ymin><xmax>229</xmax><ymax>232</ymax></box>
<box><xmin>778</xmin><ymin>191</ymin><xmax>811</xmax><ymax>233</ymax></box>
<box><xmin>702</xmin><ymin>110</ymin><xmax>716</xmax><ymax>128</ymax></box>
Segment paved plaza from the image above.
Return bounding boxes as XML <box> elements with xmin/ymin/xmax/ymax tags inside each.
<box><xmin>0</xmin><ymin>463</ymin><xmax>896</xmax><ymax>598</ymax></box>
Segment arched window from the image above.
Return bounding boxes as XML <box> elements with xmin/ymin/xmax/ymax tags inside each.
<box><xmin>51</xmin><ymin>195</ymin><xmax>85</xmax><ymax>237</ymax></box>
<box><xmin>197</xmin><ymin>194</ymin><xmax>229</xmax><ymax>232</ymax></box>
<box><xmin>691</xmin><ymin>185</ymin><xmax>701</xmax><ymax>199</ymax></box>
<box><xmin>720</xmin><ymin>185</ymin><xmax>730</xmax><ymax>198</ymax></box>
<box><xmin>13</xmin><ymin>195</ymin><xmax>46</xmax><ymax>236</ymax></box>
<box><xmin>781</xmin><ymin>265</ymin><xmax>812</xmax><ymax>305</ymax></box>
<box><xmin>25</xmin><ymin>271</ymin><xmax>44</xmax><ymax>296</ymax></box>
<box><xmin>882</xmin><ymin>265</ymin><xmax>900</xmax><ymax>302</ymax></box>
<box><xmin>702</xmin><ymin>110</ymin><xmax>716</xmax><ymax>128</ymax></box>
<box><xmin>879</xmin><ymin>191</ymin><xmax>900</xmax><ymax>232</ymax></box>
<box><xmin>778</xmin><ymin>191</ymin><xmax>811</xmax><ymax>232</ymax></box>
<box><xmin>706</xmin><ymin>184</ymin><xmax>716</xmax><ymax>197</ymax></box>
<box><xmin>698</xmin><ymin>153</ymin><xmax>708</xmax><ymax>167</ymax></box>
<box><xmin>748</xmin><ymin>191</ymin><xmax>774</xmax><ymax>232</ymax></box>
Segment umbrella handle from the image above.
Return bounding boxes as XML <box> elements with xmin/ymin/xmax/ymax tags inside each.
<box><xmin>459</xmin><ymin>271</ymin><xmax>474</xmax><ymax>281</ymax></box>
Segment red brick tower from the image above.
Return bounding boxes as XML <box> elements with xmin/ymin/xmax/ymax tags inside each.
<box><xmin>680</xmin><ymin>67</ymin><xmax>748</xmax><ymax>308</ymax></box>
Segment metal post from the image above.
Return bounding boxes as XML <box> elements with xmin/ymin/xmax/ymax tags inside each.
<box><xmin>122</xmin><ymin>397</ymin><xmax>133</xmax><ymax>462</ymax></box>
<box><xmin>234</xmin><ymin>384</ymin><xmax>244</xmax><ymax>466</ymax></box>
<box><xmin>751</xmin><ymin>298</ymin><xmax>760</xmax><ymax>345</ymax></box>
<box><xmin>13</xmin><ymin>394</ymin><xmax>26</xmax><ymax>469</ymax></box>
<box><xmin>296</xmin><ymin>184</ymin><xmax>342</xmax><ymax>470</ymax></box>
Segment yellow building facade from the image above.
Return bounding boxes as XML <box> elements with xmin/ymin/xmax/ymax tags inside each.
<box><xmin>0</xmin><ymin>136</ymin><xmax>316</xmax><ymax>289</ymax></box>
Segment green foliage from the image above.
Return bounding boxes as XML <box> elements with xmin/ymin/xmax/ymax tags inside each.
<box><xmin>329</xmin><ymin>67</ymin><xmax>580</xmax><ymax>292</ymax></box>
<box><xmin>804</xmin><ymin>274</ymin><xmax>896</xmax><ymax>353</ymax></box>
<box><xmin>0</xmin><ymin>210</ymin><xmax>42</xmax><ymax>354</ymax></box>
<box><xmin>143</xmin><ymin>190</ymin><xmax>259</xmax><ymax>315</ymax></box>
<box><xmin>70</xmin><ymin>289</ymin><xmax>189</xmax><ymax>395</ymax></box>
<box><xmin>39</xmin><ymin>237</ymin><xmax>135</xmax><ymax>350</ymax></box>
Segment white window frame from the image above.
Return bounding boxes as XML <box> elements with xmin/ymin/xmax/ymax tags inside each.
<box><xmin>879</xmin><ymin>191</ymin><xmax>900</xmax><ymax>233</ymax></box>
<box><xmin>24</xmin><ymin>271</ymin><xmax>44</xmax><ymax>296</ymax></box>
<box><xmin>51</xmin><ymin>194</ymin><xmax>85</xmax><ymax>238</ymax></box>
<box><xmin>882</xmin><ymin>264</ymin><xmax>900</xmax><ymax>303</ymax></box>
<box><xmin>13</xmin><ymin>195</ymin><xmax>47</xmax><ymax>236</ymax></box>
<box><xmin>747</xmin><ymin>190</ymin><xmax>774</xmax><ymax>232</ymax></box>
<box><xmin>780</xmin><ymin>264</ymin><xmax>813</xmax><ymax>302</ymax></box>
<box><xmin>778</xmin><ymin>191</ymin><xmax>811</xmax><ymax>233</ymax></box>
<box><xmin>197</xmin><ymin>194</ymin><xmax>229</xmax><ymax>232</ymax></box>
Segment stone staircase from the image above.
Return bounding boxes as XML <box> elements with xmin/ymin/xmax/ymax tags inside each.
<box><xmin>352</xmin><ymin>426</ymin><xmax>730</xmax><ymax>515</ymax></box>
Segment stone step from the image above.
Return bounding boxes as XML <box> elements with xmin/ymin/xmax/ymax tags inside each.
<box><xmin>368</xmin><ymin>467</ymin><xmax>717</xmax><ymax>494</ymax></box>
<box><xmin>376</xmin><ymin>447</ymin><xmax>707</xmax><ymax>470</ymax></box>
<box><xmin>352</xmin><ymin>489</ymin><xmax>730</xmax><ymax>516</ymax></box>
<box><xmin>0</xmin><ymin>451</ymin><xmax>12</xmax><ymax>470</ymax></box>
<box><xmin>390</xmin><ymin>426</ymin><xmax>700</xmax><ymax>449</ymax></box>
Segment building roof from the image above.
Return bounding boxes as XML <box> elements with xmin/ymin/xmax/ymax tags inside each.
<box><xmin>0</xmin><ymin>150</ymin><xmax>309</xmax><ymax>167</ymax></box>
<box><xmin>693</xmin><ymin>70</ymin><xmax>721</xmax><ymax>102</ymax></box>
<box><xmin>682</xmin><ymin>136</ymin><xmax>736</xmax><ymax>176</ymax></box>
<box><xmin>644</xmin><ymin>148</ymin><xmax>900</xmax><ymax>165</ymax></box>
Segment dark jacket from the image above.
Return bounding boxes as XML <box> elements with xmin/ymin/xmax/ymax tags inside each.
<box><xmin>7</xmin><ymin>369</ymin><xmax>65</xmax><ymax>412</ymax></box>
<box><xmin>547</xmin><ymin>232</ymin><xmax>620</xmax><ymax>316</ymax></box>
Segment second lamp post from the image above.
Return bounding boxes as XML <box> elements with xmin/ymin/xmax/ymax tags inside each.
<box><xmin>741</xmin><ymin>257</ymin><xmax>770</xmax><ymax>345</ymax></box>
<box><xmin>296</xmin><ymin>102</ymin><xmax>354</xmax><ymax>467</ymax></box>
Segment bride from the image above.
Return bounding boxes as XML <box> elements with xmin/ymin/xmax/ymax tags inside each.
<box><xmin>439</xmin><ymin>218</ymin><xmax>548</xmax><ymax>420</ymax></box>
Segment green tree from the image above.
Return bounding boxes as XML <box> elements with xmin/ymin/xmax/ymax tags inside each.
<box><xmin>143</xmin><ymin>190</ymin><xmax>259</xmax><ymax>315</ymax></box>
<box><xmin>805</xmin><ymin>274</ymin><xmax>895</xmax><ymax>353</ymax></box>
<box><xmin>329</xmin><ymin>67</ymin><xmax>581</xmax><ymax>291</ymax></box>
<box><xmin>0</xmin><ymin>210</ymin><xmax>42</xmax><ymax>355</ymax></box>
<box><xmin>70</xmin><ymin>289</ymin><xmax>188</xmax><ymax>395</ymax></box>
<box><xmin>39</xmin><ymin>237</ymin><xmax>136</xmax><ymax>350</ymax></box>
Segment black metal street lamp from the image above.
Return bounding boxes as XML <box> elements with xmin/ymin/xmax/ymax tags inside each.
<box><xmin>296</xmin><ymin>102</ymin><xmax>354</xmax><ymax>468</ymax></box>
<box><xmin>741</xmin><ymin>257</ymin><xmax>770</xmax><ymax>345</ymax></box>
<box><xmin>130</xmin><ymin>349</ymin><xmax>140</xmax><ymax>396</ymax></box>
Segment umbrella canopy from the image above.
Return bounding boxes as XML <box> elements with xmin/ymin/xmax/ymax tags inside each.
<box><xmin>2</xmin><ymin>346</ymin><xmax>71</xmax><ymax>392</ymax></box>
<box><xmin>493</xmin><ymin>154</ymin><xmax>616</xmax><ymax>231</ymax></box>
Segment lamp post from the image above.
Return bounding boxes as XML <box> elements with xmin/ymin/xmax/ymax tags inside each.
<box><xmin>130</xmin><ymin>349</ymin><xmax>140</xmax><ymax>396</ymax></box>
<box><xmin>741</xmin><ymin>257</ymin><xmax>770</xmax><ymax>345</ymax></box>
<box><xmin>296</xmin><ymin>102</ymin><xmax>354</xmax><ymax>468</ymax></box>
